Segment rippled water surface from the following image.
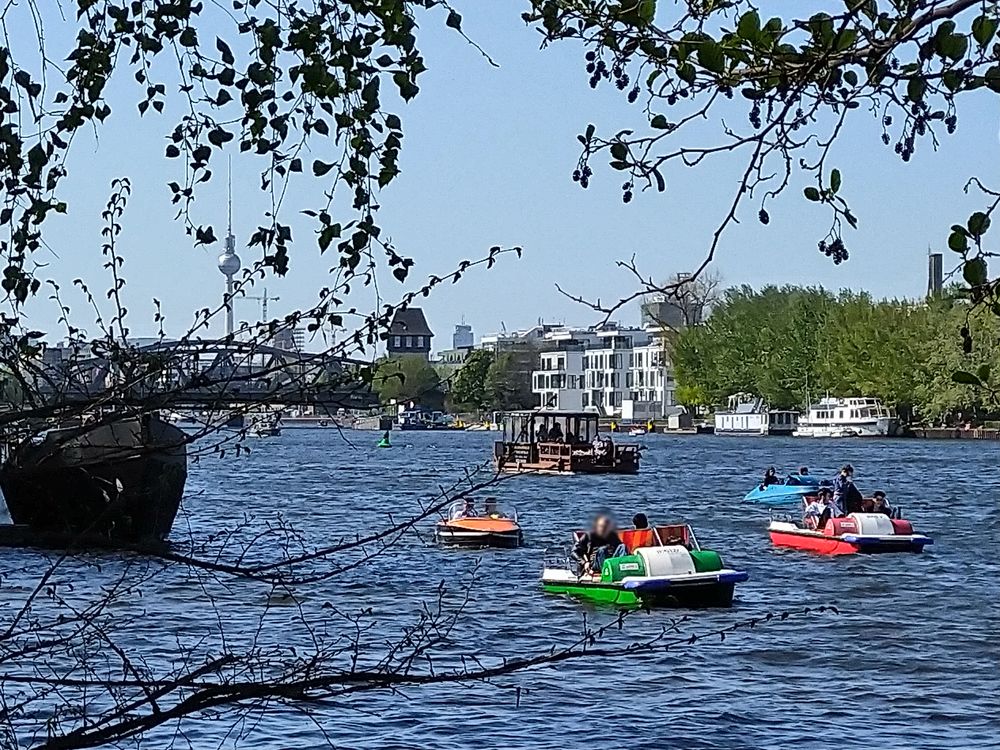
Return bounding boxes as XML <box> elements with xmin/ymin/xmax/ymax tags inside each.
<box><xmin>5</xmin><ymin>431</ymin><xmax>999</xmax><ymax>749</ymax></box>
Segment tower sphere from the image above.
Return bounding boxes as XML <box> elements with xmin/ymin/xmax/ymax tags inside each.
<box><xmin>218</xmin><ymin>252</ymin><xmax>241</xmax><ymax>277</ymax></box>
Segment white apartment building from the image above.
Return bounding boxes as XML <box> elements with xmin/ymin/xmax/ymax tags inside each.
<box><xmin>531</xmin><ymin>326</ymin><xmax>676</xmax><ymax>418</ymax></box>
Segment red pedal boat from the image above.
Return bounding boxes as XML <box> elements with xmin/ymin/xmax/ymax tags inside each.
<box><xmin>769</xmin><ymin>513</ymin><xmax>932</xmax><ymax>555</ymax></box>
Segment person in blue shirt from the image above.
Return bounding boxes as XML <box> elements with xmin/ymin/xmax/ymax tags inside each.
<box><xmin>832</xmin><ymin>464</ymin><xmax>863</xmax><ymax>512</ymax></box>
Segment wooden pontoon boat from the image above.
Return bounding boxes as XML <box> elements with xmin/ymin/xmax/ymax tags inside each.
<box><xmin>493</xmin><ymin>411</ymin><xmax>641</xmax><ymax>475</ymax></box>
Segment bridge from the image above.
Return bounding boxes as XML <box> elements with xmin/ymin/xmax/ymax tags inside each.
<box><xmin>19</xmin><ymin>338</ymin><xmax>379</xmax><ymax>412</ymax></box>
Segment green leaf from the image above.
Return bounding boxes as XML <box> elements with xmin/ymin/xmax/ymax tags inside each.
<box><xmin>907</xmin><ymin>76</ymin><xmax>926</xmax><ymax>103</ymax></box>
<box><xmin>972</xmin><ymin>15</ymin><xmax>999</xmax><ymax>48</ymax></box>
<box><xmin>937</xmin><ymin>33</ymin><xmax>968</xmax><ymax>62</ymax></box>
<box><xmin>697</xmin><ymin>41</ymin><xmax>726</xmax><ymax>75</ymax></box>
<box><xmin>948</xmin><ymin>230</ymin><xmax>969</xmax><ymax>252</ymax></box>
<box><xmin>803</xmin><ymin>187</ymin><xmax>821</xmax><ymax>202</ymax></box>
<box><xmin>830</xmin><ymin>169</ymin><xmax>841</xmax><ymax>194</ymax></box>
<box><xmin>967</xmin><ymin>211</ymin><xmax>991</xmax><ymax>238</ymax></box>
<box><xmin>963</xmin><ymin>257</ymin><xmax>988</xmax><ymax>286</ymax></box>
<box><xmin>216</xmin><ymin>37</ymin><xmax>235</xmax><ymax>65</ymax></box>
<box><xmin>834</xmin><ymin>28</ymin><xmax>858</xmax><ymax>52</ymax></box>
<box><xmin>976</xmin><ymin>363</ymin><xmax>991</xmax><ymax>384</ymax></box>
<box><xmin>446</xmin><ymin>10</ymin><xmax>462</xmax><ymax>31</ymax></box>
<box><xmin>942</xmin><ymin>70</ymin><xmax>964</xmax><ymax>92</ymax></box>
<box><xmin>737</xmin><ymin>10</ymin><xmax>760</xmax><ymax>41</ymax></box>
<box><xmin>951</xmin><ymin>370</ymin><xmax>981</xmax><ymax>386</ymax></box>
<box><xmin>843</xmin><ymin>70</ymin><xmax>858</xmax><ymax>87</ymax></box>
<box><xmin>312</xmin><ymin>160</ymin><xmax>335</xmax><ymax>177</ymax></box>
<box><xmin>650</xmin><ymin>114</ymin><xmax>669</xmax><ymax>129</ymax></box>
<box><xmin>610</xmin><ymin>142</ymin><xmax>628</xmax><ymax>160</ymax></box>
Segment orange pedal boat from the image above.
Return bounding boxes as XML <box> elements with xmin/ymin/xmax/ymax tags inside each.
<box><xmin>435</xmin><ymin>499</ymin><xmax>522</xmax><ymax>548</ymax></box>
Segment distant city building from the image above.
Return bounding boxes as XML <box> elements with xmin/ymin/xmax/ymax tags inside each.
<box><xmin>529</xmin><ymin>324</ymin><xmax>676</xmax><ymax>418</ymax></box>
<box><xmin>640</xmin><ymin>298</ymin><xmax>688</xmax><ymax>330</ymax></box>
<box><xmin>927</xmin><ymin>252</ymin><xmax>943</xmax><ymax>297</ymax></box>
<box><xmin>387</xmin><ymin>308</ymin><xmax>434</xmax><ymax>359</ymax></box>
<box><xmin>272</xmin><ymin>326</ymin><xmax>305</xmax><ymax>352</ymax></box>
<box><xmin>452</xmin><ymin>323</ymin><xmax>474</xmax><ymax>349</ymax></box>
<box><xmin>640</xmin><ymin>272</ymin><xmax>713</xmax><ymax>330</ymax></box>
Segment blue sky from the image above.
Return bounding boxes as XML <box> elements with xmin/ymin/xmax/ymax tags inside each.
<box><xmin>13</xmin><ymin>1</ymin><xmax>1000</xmax><ymax>350</ymax></box>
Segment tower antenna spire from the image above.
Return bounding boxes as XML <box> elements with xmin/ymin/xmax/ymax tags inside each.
<box><xmin>225</xmin><ymin>156</ymin><xmax>235</xmax><ymax>254</ymax></box>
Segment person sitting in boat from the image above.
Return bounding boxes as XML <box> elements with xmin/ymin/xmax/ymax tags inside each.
<box><xmin>483</xmin><ymin>497</ymin><xmax>503</xmax><ymax>518</ymax></box>
<box><xmin>573</xmin><ymin>515</ymin><xmax>625</xmax><ymax>575</ymax></box>
<box><xmin>536</xmin><ymin>422</ymin><xmax>549</xmax><ymax>442</ymax></box>
<box><xmin>798</xmin><ymin>466</ymin><xmax>809</xmax><ymax>476</ymax></box>
<box><xmin>761</xmin><ymin>467</ymin><xmax>780</xmax><ymax>487</ymax></box>
<box><xmin>459</xmin><ymin>498</ymin><xmax>477</xmax><ymax>518</ymax></box>
<box><xmin>632</xmin><ymin>513</ymin><xmax>649</xmax><ymax>530</ymax></box>
<box><xmin>871</xmin><ymin>490</ymin><xmax>893</xmax><ymax>517</ymax></box>
<box><xmin>548</xmin><ymin>422</ymin><xmax>564</xmax><ymax>442</ymax></box>
<box><xmin>803</xmin><ymin>495</ymin><xmax>825</xmax><ymax>530</ymax></box>
<box><xmin>815</xmin><ymin>487</ymin><xmax>842</xmax><ymax>529</ymax></box>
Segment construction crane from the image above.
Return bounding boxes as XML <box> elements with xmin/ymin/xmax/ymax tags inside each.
<box><xmin>241</xmin><ymin>287</ymin><xmax>280</xmax><ymax>321</ymax></box>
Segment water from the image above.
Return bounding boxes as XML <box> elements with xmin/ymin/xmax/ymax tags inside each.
<box><xmin>4</xmin><ymin>432</ymin><xmax>998</xmax><ymax>749</ymax></box>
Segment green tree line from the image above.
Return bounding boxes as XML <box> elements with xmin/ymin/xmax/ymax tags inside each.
<box><xmin>372</xmin><ymin>350</ymin><xmax>534</xmax><ymax>413</ymax></box>
<box><xmin>673</xmin><ymin>286</ymin><xmax>1000</xmax><ymax>425</ymax></box>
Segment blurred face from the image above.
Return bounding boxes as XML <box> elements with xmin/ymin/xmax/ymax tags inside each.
<box><xmin>595</xmin><ymin>517</ymin><xmax>611</xmax><ymax>536</ymax></box>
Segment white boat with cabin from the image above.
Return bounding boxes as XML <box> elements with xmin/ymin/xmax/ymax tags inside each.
<box><xmin>714</xmin><ymin>394</ymin><xmax>799</xmax><ymax>436</ymax></box>
<box><xmin>793</xmin><ymin>397</ymin><xmax>896</xmax><ymax>438</ymax></box>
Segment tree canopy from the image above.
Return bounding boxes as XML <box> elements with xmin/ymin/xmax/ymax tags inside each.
<box><xmin>673</xmin><ymin>284</ymin><xmax>1000</xmax><ymax>424</ymax></box>
<box><xmin>373</xmin><ymin>355</ymin><xmax>442</xmax><ymax>406</ymax></box>
<box><xmin>525</xmin><ymin>0</ymin><xmax>1000</xmax><ymax>333</ymax></box>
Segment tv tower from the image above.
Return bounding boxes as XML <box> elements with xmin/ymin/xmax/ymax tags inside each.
<box><xmin>217</xmin><ymin>160</ymin><xmax>241</xmax><ymax>337</ymax></box>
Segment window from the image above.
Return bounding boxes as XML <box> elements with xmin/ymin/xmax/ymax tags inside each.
<box><xmin>625</xmin><ymin>372</ymin><xmax>633</xmax><ymax>387</ymax></box>
<box><xmin>392</xmin><ymin>336</ymin><xmax>401</xmax><ymax>348</ymax></box>
<box><xmin>613</xmin><ymin>392</ymin><xmax>623</xmax><ymax>407</ymax></box>
<box><xmin>582</xmin><ymin>393</ymin><xmax>590</xmax><ymax>407</ymax></box>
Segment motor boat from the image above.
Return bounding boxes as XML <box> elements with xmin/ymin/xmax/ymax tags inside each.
<box><xmin>743</xmin><ymin>473</ymin><xmax>828</xmax><ymax>504</ymax></box>
<box><xmin>769</xmin><ymin>512</ymin><xmax>932</xmax><ymax>554</ymax></box>
<box><xmin>541</xmin><ymin>524</ymin><xmax>748</xmax><ymax>608</ymax></box>
<box><xmin>435</xmin><ymin>499</ymin><xmax>522</xmax><ymax>548</ymax></box>
<box><xmin>793</xmin><ymin>396</ymin><xmax>897</xmax><ymax>437</ymax></box>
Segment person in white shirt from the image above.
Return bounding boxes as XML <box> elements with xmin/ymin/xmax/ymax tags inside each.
<box><xmin>803</xmin><ymin>496</ymin><xmax>824</xmax><ymax>529</ymax></box>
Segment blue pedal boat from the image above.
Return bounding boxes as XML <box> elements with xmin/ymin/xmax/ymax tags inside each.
<box><xmin>743</xmin><ymin>474</ymin><xmax>829</xmax><ymax>504</ymax></box>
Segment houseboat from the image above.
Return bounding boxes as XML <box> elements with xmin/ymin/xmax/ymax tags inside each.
<box><xmin>714</xmin><ymin>394</ymin><xmax>799</xmax><ymax>436</ymax></box>
<box><xmin>493</xmin><ymin>410</ymin><xmax>641</xmax><ymax>475</ymax></box>
<box><xmin>793</xmin><ymin>397</ymin><xmax>897</xmax><ymax>438</ymax></box>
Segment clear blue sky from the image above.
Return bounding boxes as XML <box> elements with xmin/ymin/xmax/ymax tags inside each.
<box><xmin>13</xmin><ymin>2</ymin><xmax>1000</xmax><ymax>350</ymax></box>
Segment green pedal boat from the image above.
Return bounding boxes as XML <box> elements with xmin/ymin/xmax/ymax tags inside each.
<box><xmin>541</xmin><ymin>524</ymin><xmax>748</xmax><ymax>608</ymax></box>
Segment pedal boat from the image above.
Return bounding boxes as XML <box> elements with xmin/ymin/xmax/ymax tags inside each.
<box><xmin>744</xmin><ymin>473</ymin><xmax>826</xmax><ymax>504</ymax></box>
<box><xmin>769</xmin><ymin>512</ymin><xmax>932</xmax><ymax>555</ymax></box>
<box><xmin>435</xmin><ymin>500</ymin><xmax>522</xmax><ymax>549</ymax></box>
<box><xmin>542</xmin><ymin>524</ymin><xmax>748</xmax><ymax>608</ymax></box>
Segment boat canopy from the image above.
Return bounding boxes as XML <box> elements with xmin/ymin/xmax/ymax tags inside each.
<box><xmin>446</xmin><ymin>498</ymin><xmax>516</xmax><ymax>521</ymax></box>
<box><xmin>501</xmin><ymin>410</ymin><xmax>600</xmax><ymax>444</ymax></box>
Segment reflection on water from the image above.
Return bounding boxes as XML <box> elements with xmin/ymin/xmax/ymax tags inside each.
<box><xmin>3</xmin><ymin>432</ymin><xmax>997</xmax><ymax>749</ymax></box>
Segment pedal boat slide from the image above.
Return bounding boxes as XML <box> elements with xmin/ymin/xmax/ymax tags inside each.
<box><xmin>542</xmin><ymin>524</ymin><xmax>748</xmax><ymax>608</ymax></box>
<box><xmin>769</xmin><ymin>512</ymin><xmax>932</xmax><ymax>554</ymax></box>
